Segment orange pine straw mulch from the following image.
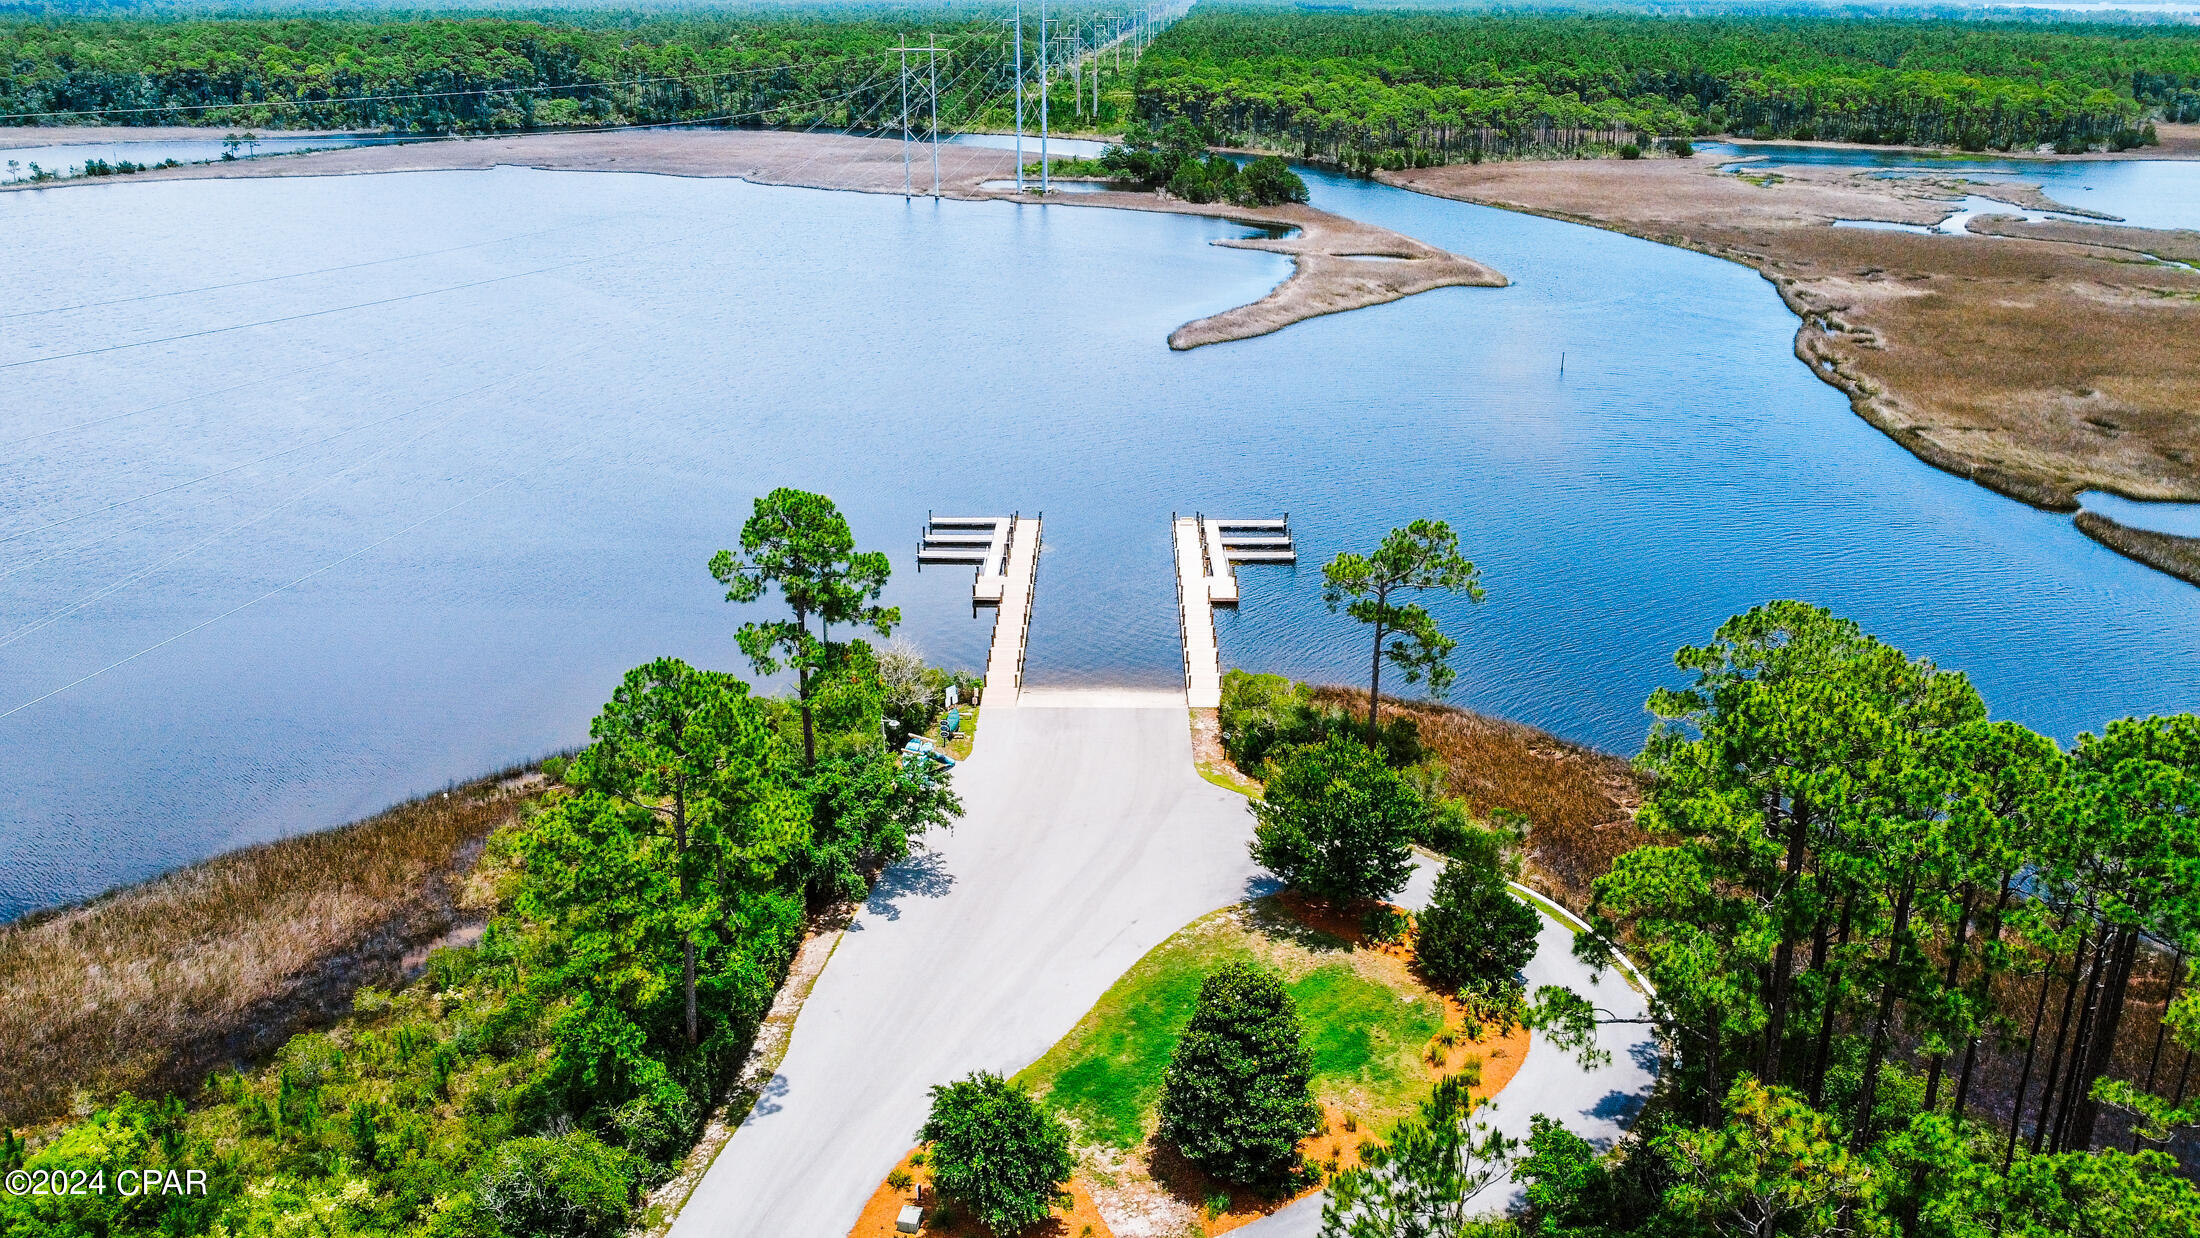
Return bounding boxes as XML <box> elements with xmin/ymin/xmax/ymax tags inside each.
<box><xmin>1191</xmin><ymin>894</ymin><xmax>1533</xmax><ymax>1236</ymax></box>
<box><xmin>847</xmin><ymin>1147</ymin><xmax>1116</xmax><ymax>1238</ymax></box>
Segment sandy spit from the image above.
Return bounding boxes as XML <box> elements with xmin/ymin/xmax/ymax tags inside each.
<box><xmin>2</xmin><ymin>127</ymin><xmax>1505</xmax><ymax>351</ymax></box>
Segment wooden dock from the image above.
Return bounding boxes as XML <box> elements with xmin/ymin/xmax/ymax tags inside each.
<box><xmin>983</xmin><ymin>516</ymin><xmax>1041</xmax><ymax>705</ymax></box>
<box><xmin>921</xmin><ymin>513</ymin><xmax>1041</xmax><ymax>705</ymax></box>
<box><xmin>1174</xmin><ymin>514</ymin><xmax>1294</xmax><ymax>707</ymax></box>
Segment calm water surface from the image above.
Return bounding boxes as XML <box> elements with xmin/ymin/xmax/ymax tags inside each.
<box><xmin>1704</xmin><ymin>141</ymin><xmax>2200</xmax><ymax>230</ymax></box>
<box><xmin>4</xmin><ymin>162</ymin><xmax>2199</xmax><ymax>918</ymax></box>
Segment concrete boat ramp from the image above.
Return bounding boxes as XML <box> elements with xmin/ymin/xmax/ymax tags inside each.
<box><xmin>663</xmin><ymin>512</ymin><xmax>1656</xmax><ymax>1238</ymax></box>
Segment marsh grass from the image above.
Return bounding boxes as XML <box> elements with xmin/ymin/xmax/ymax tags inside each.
<box><xmin>0</xmin><ymin>767</ymin><xmax>543</xmax><ymax>1128</ymax></box>
<box><xmin>1306</xmin><ymin>688</ymin><xmax>1647</xmax><ymax>911</ymax></box>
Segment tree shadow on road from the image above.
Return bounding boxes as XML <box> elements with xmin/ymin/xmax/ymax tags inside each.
<box><xmin>859</xmin><ymin>849</ymin><xmax>956</xmax><ymax>925</ymax></box>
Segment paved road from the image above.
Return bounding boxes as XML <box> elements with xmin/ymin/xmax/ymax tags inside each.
<box><xmin>668</xmin><ymin>691</ymin><xmax>1267</xmax><ymax>1238</ymax></box>
<box><xmin>668</xmin><ymin>692</ymin><xmax>1657</xmax><ymax>1238</ymax></box>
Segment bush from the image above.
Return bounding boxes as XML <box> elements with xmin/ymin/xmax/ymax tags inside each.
<box><xmin>1251</xmin><ymin>735</ymin><xmax>1423</xmax><ymax>906</ymax></box>
<box><xmin>1666</xmin><ymin>138</ymin><xmax>1695</xmax><ymax>158</ymax></box>
<box><xmin>1362</xmin><ymin>904</ymin><xmax>1409</xmax><ymax>944</ymax></box>
<box><xmin>474</xmin><ymin>1133</ymin><xmax>636</xmax><ymax>1238</ymax></box>
<box><xmin>609</xmin><ymin>1074</ymin><xmax>698</xmax><ymax>1162</ymax></box>
<box><xmin>920</xmin><ymin>1072</ymin><xmax>1074</xmax><ymax>1234</ymax></box>
<box><xmin>1158</xmin><ymin>962</ymin><xmax>1322</xmax><ymax>1186</ymax></box>
<box><xmin>1413</xmin><ymin>855</ymin><xmax>1539</xmax><ymax>995</ymax></box>
<box><xmin>1218</xmin><ymin>671</ymin><xmax>1421</xmax><ymax>773</ymax></box>
<box><xmin>1618</xmin><ymin>143</ymin><xmax>1642</xmax><ymax>159</ymax></box>
<box><xmin>1219</xmin><ymin>671</ymin><xmax>1313</xmax><ymax>770</ymax></box>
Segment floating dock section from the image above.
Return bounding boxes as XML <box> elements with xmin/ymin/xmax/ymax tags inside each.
<box><xmin>1174</xmin><ymin>514</ymin><xmax>1295</xmax><ymax>707</ymax></box>
<box><xmin>920</xmin><ymin>512</ymin><xmax>1041</xmax><ymax>705</ymax></box>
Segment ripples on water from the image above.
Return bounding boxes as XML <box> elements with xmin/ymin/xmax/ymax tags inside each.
<box><xmin>3</xmin><ymin>160</ymin><xmax>2198</xmax><ymax>918</ymax></box>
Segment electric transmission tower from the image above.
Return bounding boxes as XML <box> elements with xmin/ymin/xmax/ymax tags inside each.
<box><xmin>898</xmin><ymin>35</ymin><xmax>951</xmax><ymax>198</ymax></box>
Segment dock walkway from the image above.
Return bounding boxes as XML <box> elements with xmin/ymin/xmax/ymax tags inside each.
<box><xmin>982</xmin><ymin>516</ymin><xmax>1041</xmax><ymax>705</ymax></box>
<box><xmin>1174</xmin><ymin>515</ymin><xmax>1294</xmax><ymax>708</ymax></box>
<box><xmin>1173</xmin><ymin>517</ymin><xmax>1223</xmax><ymax>707</ymax></box>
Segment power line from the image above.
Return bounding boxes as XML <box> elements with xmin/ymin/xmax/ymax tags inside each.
<box><xmin>0</xmin><ymin>220</ymin><xmax>596</xmax><ymax>322</ymax></box>
<box><xmin>1</xmin><ymin>52</ymin><xmax>891</xmax><ymax>123</ymax></box>
<box><xmin>0</xmin><ymin>341</ymin><xmax>615</xmax><ymax>647</ymax></box>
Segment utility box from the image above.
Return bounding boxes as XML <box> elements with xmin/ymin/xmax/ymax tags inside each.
<box><xmin>895</xmin><ymin>1204</ymin><xmax>924</xmax><ymax>1234</ymax></box>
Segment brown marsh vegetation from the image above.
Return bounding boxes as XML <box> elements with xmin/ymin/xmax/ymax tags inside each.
<box><xmin>1386</xmin><ymin>139</ymin><xmax>2200</xmax><ymax>585</ymax></box>
<box><xmin>1305</xmin><ymin>687</ymin><xmax>1648</xmax><ymax>912</ymax></box>
<box><xmin>0</xmin><ymin>768</ymin><xmax>543</xmax><ymax>1129</ymax></box>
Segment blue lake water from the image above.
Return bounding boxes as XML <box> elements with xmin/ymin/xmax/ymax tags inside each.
<box><xmin>4</xmin><ymin>160</ymin><xmax>2199</xmax><ymax>919</ymax></box>
<box><xmin>0</xmin><ymin>133</ymin><xmax>397</xmax><ymax>182</ymax></box>
<box><xmin>1703</xmin><ymin>141</ymin><xmax>2200</xmax><ymax>231</ymax></box>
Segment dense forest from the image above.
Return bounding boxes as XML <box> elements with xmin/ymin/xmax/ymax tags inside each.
<box><xmin>0</xmin><ymin>9</ymin><xmax>1140</xmax><ymax>133</ymax></box>
<box><xmin>1132</xmin><ymin>8</ymin><xmax>2200</xmax><ymax>165</ymax></box>
<box><xmin>1219</xmin><ymin>600</ymin><xmax>2200</xmax><ymax>1237</ymax></box>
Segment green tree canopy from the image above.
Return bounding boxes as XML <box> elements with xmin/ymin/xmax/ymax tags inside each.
<box><xmin>1251</xmin><ymin>734</ymin><xmax>1424</xmax><ymax>907</ymax></box>
<box><xmin>1322</xmin><ymin>519</ymin><xmax>1484</xmax><ymax>739</ymax></box>
<box><xmin>1158</xmin><ymin>961</ymin><xmax>1323</xmax><ymax>1187</ymax></box>
<box><xmin>1415</xmin><ymin>853</ymin><xmax>1541</xmax><ymax>997</ymax></box>
<box><xmin>710</xmin><ymin>487</ymin><xmax>898</xmax><ymax>766</ymax></box>
<box><xmin>919</xmin><ymin>1071</ymin><xmax>1075</xmax><ymax>1234</ymax></box>
<box><xmin>1321</xmin><ymin>1073</ymin><xmax>1514</xmax><ymax>1238</ymax></box>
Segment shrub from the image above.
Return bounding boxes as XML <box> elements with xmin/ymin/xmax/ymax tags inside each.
<box><xmin>1618</xmin><ymin>143</ymin><xmax>1642</xmax><ymax>159</ymax></box>
<box><xmin>920</xmin><ymin>1072</ymin><xmax>1074</xmax><ymax>1234</ymax></box>
<box><xmin>1414</xmin><ymin>856</ymin><xmax>1540</xmax><ymax>995</ymax></box>
<box><xmin>1666</xmin><ymin>138</ymin><xmax>1695</xmax><ymax>158</ymax></box>
<box><xmin>540</xmin><ymin>755</ymin><xmax>569</xmax><ymax>784</ymax></box>
<box><xmin>887</xmin><ymin>1168</ymin><xmax>914</xmax><ymax>1192</ymax></box>
<box><xmin>1361</xmin><ymin>904</ymin><xmax>1409</xmax><ymax>944</ymax></box>
<box><xmin>1251</xmin><ymin>736</ymin><xmax>1422</xmax><ymax>906</ymax></box>
<box><xmin>1219</xmin><ymin>671</ymin><xmax>1424</xmax><ymax>774</ymax></box>
<box><xmin>1219</xmin><ymin>671</ymin><xmax>1313</xmax><ymax>770</ymax></box>
<box><xmin>474</xmin><ymin>1132</ymin><xmax>636</xmax><ymax>1238</ymax></box>
<box><xmin>609</xmin><ymin>1074</ymin><xmax>698</xmax><ymax>1162</ymax></box>
<box><xmin>1157</xmin><ymin>962</ymin><xmax>1322</xmax><ymax>1186</ymax></box>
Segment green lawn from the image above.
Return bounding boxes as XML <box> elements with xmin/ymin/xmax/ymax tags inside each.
<box><xmin>1015</xmin><ymin>901</ymin><xmax>1444</xmax><ymax>1149</ymax></box>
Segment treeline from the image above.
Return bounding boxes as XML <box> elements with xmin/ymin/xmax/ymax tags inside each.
<box><xmin>0</xmin><ymin>490</ymin><xmax>966</xmax><ymax>1238</ymax></box>
<box><xmin>1133</xmin><ymin>9</ymin><xmax>2200</xmax><ymax>167</ymax></box>
<box><xmin>0</xmin><ymin>12</ymin><xmax>1054</xmax><ymax>133</ymax></box>
<box><xmin>1565</xmin><ymin>601</ymin><xmax>2200</xmax><ymax>1233</ymax></box>
<box><xmin>1220</xmin><ymin>594</ymin><xmax>2200</xmax><ymax>1234</ymax></box>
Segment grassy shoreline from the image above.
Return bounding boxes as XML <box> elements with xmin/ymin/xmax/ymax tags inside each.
<box><xmin>0</xmin><ymin>765</ymin><xmax>547</xmax><ymax>1130</ymax></box>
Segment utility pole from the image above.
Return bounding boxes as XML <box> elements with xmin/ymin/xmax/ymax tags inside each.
<box><xmin>899</xmin><ymin>37</ymin><xmax>910</xmax><ymax>198</ymax></box>
<box><xmin>1039</xmin><ymin>0</ymin><xmax>1049</xmax><ymax>195</ymax></box>
<box><xmin>928</xmin><ymin>32</ymin><xmax>940</xmax><ymax>197</ymax></box>
<box><xmin>1015</xmin><ymin>0</ymin><xmax>1025</xmax><ymax>192</ymax></box>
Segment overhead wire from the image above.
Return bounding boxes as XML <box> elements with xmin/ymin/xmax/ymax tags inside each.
<box><xmin>0</xmin><ymin>77</ymin><xmax>901</xmax><ymax>375</ymax></box>
<box><xmin>0</xmin><ymin>340</ymin><xmax>620</xmax><ymax>649</ymax></box>
<box><xmin>0</xmin><ymin>51</ymin><xmax>895</xmax><ymax>123</ymax></box>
